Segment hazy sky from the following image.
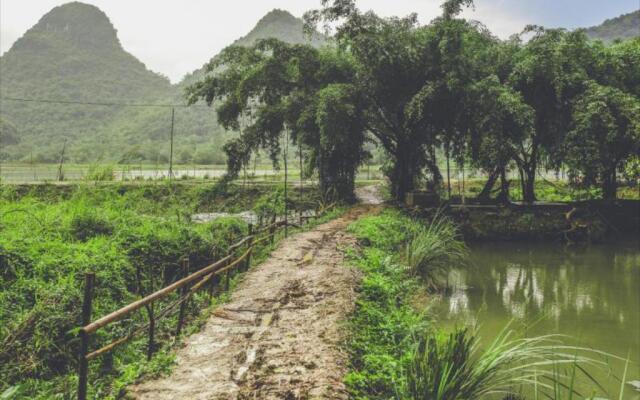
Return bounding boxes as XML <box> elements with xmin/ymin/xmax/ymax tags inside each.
<box><xmin>1</xmin><ymin>0</ymin><xmax>638</xmax><ymax>83</ymax></box>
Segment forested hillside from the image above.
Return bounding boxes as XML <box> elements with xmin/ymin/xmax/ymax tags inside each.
<box><xmin>584</xmin><ymin>10</ymin><xmax>639</xmax><ymax>42</ymax></box>
<box><xmin>0</xmin><ymin>2</ymin><xmax>172</xmax><ymax>162</ymax></box>
<box><xmin>180</xmin><ymin>9</ymin><xmax>326</xmax><ymax>88</ymax></box>
<box><xmin>0</xmin><ymin>3</ymin><xmax>322</xmax><ymax>163</ymax></box>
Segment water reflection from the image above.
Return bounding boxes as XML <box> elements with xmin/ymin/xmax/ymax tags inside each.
<box><xmin>433</xmin><ymin>240</ymin><xmax>640</xmax><ymax>398</ymax></box>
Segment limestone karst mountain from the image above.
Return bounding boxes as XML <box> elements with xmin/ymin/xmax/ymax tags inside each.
<box><xmin>0</xmin><ymin>3</ymin><xmax>323</xmax><ymax>163</ymax></box>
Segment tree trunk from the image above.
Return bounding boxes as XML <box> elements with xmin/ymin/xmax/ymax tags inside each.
<box><xmin>602</xmin><ymin>169</ymin><xmax>617</xmax><ymax>201</ymax></box>
<box><xmin>517</xmin><ymin>159</ymin><xmax>537</xmax><ymax>203</ymax></box>
<box><xmin>391</xmin><ymin>143</ymin><xmax>415</xmax><ymax>202</ymax></box>
<box><xmin>445</xmin><ymin>142</ymin><xmax>451</xmax><ymax>199</ymax></box>
<box><xmin>425</xmin><ymin>145</ymin><xmax>442</xmax><ymax>189</ymax></box>
<box><xmin>478</xmin><ymin>167</ymin><xmax>499</xmax><ymax>201</ymax></box>
<box><xmin>522</xmin><ymin>164</ymin><xmax>536</xmax><ymax>203</ymax></box>
<box><xmin>497</xmin><ymin>167</ymin><xmax>510</xmax><ymax>204</ymax></box>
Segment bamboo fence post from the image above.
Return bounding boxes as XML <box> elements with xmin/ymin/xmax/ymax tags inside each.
<box><xmin>269</xmin><ymin>214</ymin><xmax>276</xmax><ymax>245</ymax></box>
<box><xmin>146</xmin><ymin>304</ymin><xmax>155</xmax><ymax>361</ymax></box>
<box><xmin>245</xmin><ymin>224</ymin><xmax>253</xmax><ymax>271</ymax></box>
<box><xmin>208</xmin><ymin>250</ymin><xmax>218</xmax><ymax>303</ymax></box>
<box><xmin>225</xmin><ymin>232</ymin><xmax>233</xmax><ymax>291</ymax></box>
<box><xmin>145</xmin><ymin>267</ymin><xmax>156</xmax><ymax>361</ymax></box>
<box><xmin>77</xmin><ymin>272</ymin><xmax>95</xmax><ymax>400</ymax></box>
<box><xmin>175</xmin><ymin>258</ymin><xmax>189</xmax><ymax>337</ymax></box>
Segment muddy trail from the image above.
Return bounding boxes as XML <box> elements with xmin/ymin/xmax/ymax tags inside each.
<box><xmin>130</xmin><ymin>188</ymin><xmax>381</xmax><ymax>399</ymax></box>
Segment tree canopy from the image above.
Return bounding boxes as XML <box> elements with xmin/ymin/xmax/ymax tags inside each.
<box><xmin>189</xmin><ymin>0</ymin><xmax>640</xmax><ymax>202</ymax></box>
<box><xmin>187</xmin><ymin>39</ymin><xmax>368</xmax><ymax>200</ymax></box>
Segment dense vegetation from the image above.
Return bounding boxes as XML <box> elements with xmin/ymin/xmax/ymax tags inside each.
<box><xmin>188</xmin><ymin>0</ymin><xmax>639</xmax><ymax>203</ymax></box>
<box><xmin>187</xmin><ymin>39</ymin><xmax>368</xmax><ymax>201</ymax></box>
<box><xmin>345</xmin><ymin>209</ymin><xmax>630</xmax><ymax>399</ymax></box>
<box><xmin>0</xmin><ymin>182</ymin><xmax>322</xmax><ymax>398</ymax></box>
<box><xmin>584</xmin><ymin>10</ymin><xmax>640</xmax><ymax>43</ymax></box>
<box><xmin>0</xmin><ymin>4</ymin><xmax>322</xmax><ymax>164</ymax></box>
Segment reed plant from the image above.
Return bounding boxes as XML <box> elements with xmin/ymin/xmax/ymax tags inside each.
<box><xmin>405</xmin><ymin>212</ymin><xmax>468</xmax><ymax>288</ymax></box>
<box><xmin>402</xmin><ymin>325</ymin><xmax>626</xmax><ymax>400</ymax></box>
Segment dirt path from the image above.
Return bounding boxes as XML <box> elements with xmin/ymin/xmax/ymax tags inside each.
<box><xmin>130</xmin><ymin>191</ymin><xmax>380</xmax><ymax>400</ymax></box>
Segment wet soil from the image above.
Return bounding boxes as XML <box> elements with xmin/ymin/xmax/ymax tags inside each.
<box><xmin>130</xmin><ymin>189</ymin><xmax>381</xmax><ymax>399</ymax></box>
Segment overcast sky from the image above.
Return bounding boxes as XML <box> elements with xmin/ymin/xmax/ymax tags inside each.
<box><xmin>1</xmin><ymin>0</ymin><xmax>638</xmax><ymax>83</ymax></box>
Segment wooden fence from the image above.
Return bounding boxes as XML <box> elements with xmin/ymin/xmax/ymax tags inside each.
<box><xmin>76</xmin><ymin>205</ymin><xmax>334</xmax><ymax>400</ymax></box>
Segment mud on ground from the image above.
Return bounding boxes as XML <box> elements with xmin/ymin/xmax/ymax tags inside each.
<box><xmin>130</xmin><ymin>204</ymin><xmax>379</xmax><ymax>400</ymax></box>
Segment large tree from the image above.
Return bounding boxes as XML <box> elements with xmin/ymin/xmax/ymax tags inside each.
<box><xmin>304</xmin><ymin>0</ymin><xmax>492</xmax><ymax>201</ymax></box>
<box><xmin>187</xmin><ymin>39</ymin><xmax>367</xmax><ymax>201</ymax></box>
<box><xmin>469</xmin><ymin>75</ymin><xmax>535</xmax><ymax>202</ymax></box>
<box><xmin>564</xmin><ymin>82</ymin><xmax>640</xmax><ymax>200</ymax></box>
<box><xmin>507</xmin><ymin>28</ymin><xmax>591</xmax><ymax>202</ymax></box>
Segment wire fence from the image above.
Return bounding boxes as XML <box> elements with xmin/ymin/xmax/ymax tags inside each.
<box><xmin>1</xmin><ymin>96</ymin><xmax>572</xmax><ymax>187</ymax></box>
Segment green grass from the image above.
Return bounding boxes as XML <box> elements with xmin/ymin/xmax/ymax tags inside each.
<box><xmin>345</xmin><ymin>208</ymin><xmax>631</xmax><ymax>400</ymax></box>
<box><xmin>0</xmin><ymin>181</ymin><xmax>323</xmax><ymax>399</ymax></box>
<box><xmin>344</xmin><ymin>209</ymin><xmax>437</xmax><ymax>399</ymax></box>
<box><xmin>405</xmin><ymin>211</ymin><xmax>468</xmax><ymax>288</ymax></box>
<box><xmin>449</xmin><ymin>178</ymin><xmax>639</xmax><ymax>202</ymax></box>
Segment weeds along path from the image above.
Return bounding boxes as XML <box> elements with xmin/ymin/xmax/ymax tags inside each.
<box><xmin>130</xmin><ymin>194</ymin><xmax>381</xmax><ymax>399</ymax></box>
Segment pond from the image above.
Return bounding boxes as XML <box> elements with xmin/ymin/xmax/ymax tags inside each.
<box><xmin>432</xmin><ymin>240</ymin><xmax>640</xmax><ymax>399</ymax></box>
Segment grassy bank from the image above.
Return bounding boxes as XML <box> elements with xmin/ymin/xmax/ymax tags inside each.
<box><xmin>2</xmin><ymin>180</ymin><xmax>323</xmax><ymax>214</ymax></box>
<box><xmin>344</xmin><ymin>209</ymin><xmax>630</xmax><ymax>400</ymax></box>
<box><xmin>0</xmin><ymin>181</ymin><xmax>324</xmax><ymax>399</ymax></box>
<box><xmin>344</xmin><ymin>210</ymin><xmax>428</xmax><ymax>398</ymax></box>
<box><xmin>447</xmin><ymin>179</ymin><xmax>639</xmax><ymax>202</ymax></box>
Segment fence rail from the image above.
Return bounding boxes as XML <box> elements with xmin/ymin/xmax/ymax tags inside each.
<box><xmin>75</xmin><ymin>206</ymin><xmax>335</xmax><ymax>400</ymax></box>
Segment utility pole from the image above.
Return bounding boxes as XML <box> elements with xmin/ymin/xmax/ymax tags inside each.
<box><xmin>169</xmin><ymin>107</ymin><xmax>175</xmax><ymax>180</ymax></box>
<box><xmin>299</xmin><ymin>144</ymin><xmax>303</xmax><ymax>202</ymax></box>
<box><xmin>445</xmin><ymin>143</ymin><xmax>451</xmax><ymax>199</ymax></box>
<box><xmin>57</xmin><ymin>138</ymin><xmax>67</xmax><ymax>182</ymax></box>
<box><xmin>283</xmin><ymin>129</ymin><xmax>289</xmax><ymax>237</ymax></box>
<box><xmin>31</xmin><ymin>150</ymin><xmax>36</xmax><ymax>181</ymax></box>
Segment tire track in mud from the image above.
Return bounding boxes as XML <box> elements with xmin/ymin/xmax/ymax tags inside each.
<box><xmin>130</xmin><ymin>198</ymin><xmax>380</xmax><ymax>399</ymax></box>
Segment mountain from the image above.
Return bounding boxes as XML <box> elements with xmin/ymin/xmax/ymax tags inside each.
<box><xmin>584</xmin><ymin>10</ymin><xmax>640</xmax><ymax>42</ymax></box>
<box><xmin>0</xmin><ymin>2</ymin><xmax>173</xmax><ymax>162</ymax></box>
<box><xmin>179</xmin><ymin>9</ymin><xmax>325</xmax><ymax>88</ymax></box>
<box><xmin>235</xmin><ymin>9</ymin><xmax>325</xmax><ymax>48</ymax></box>
<box><xmin>0</xmin><ymin>4</ymin><xmax>324</xmax><ymax>164</ymax></box>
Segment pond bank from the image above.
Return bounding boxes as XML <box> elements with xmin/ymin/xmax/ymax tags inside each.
<box><xmin>411</xmin><ymin>200</ymin><xmax>640</xmax><ymax>242</ymax></box>
<box><xmin>344</xmin><ymin>207</ymin><xmax>638</xmax><ymax>399</ymax></box>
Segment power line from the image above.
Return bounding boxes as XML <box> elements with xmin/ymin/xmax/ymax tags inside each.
<box><xmin>0</xmin><ymin>96</ymin><xmax>211</xmax><ymax>108</ymax></box>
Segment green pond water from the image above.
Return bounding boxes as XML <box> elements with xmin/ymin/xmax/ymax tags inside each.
<box><xmin>432</xmin><ymin>240</ymin><xmax>640</xmax><ymax>399</ymax></box>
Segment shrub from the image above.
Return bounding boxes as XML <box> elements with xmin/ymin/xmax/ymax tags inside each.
<box><xmin>85</xmin><ymin>165</ymin><xmax>115</xmax><ymax>181</ymax></box>
<box><xmin>69</xmin><ymin>212</ymin><xmax>114</xmax><ymax>241</ymax></box>
<box><xmin>253</xmin><ymin>188</ymin><xmax>285</xmax><ymax>224</ymax></box>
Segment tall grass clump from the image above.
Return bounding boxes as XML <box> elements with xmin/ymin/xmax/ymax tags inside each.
<box><xmin>402</xmin><ymin>325</ymin><xmax>623</xmax><ymax>400</ymax></box>
<box><xmin>85</xmin><ymin>164</ymin><xmax>115</xmax><ymax>181</ymax></box>
<box><xmin>405</xmin><ymin>212</ymin><xmax>468</xmax><ymax>287</ymax></box>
